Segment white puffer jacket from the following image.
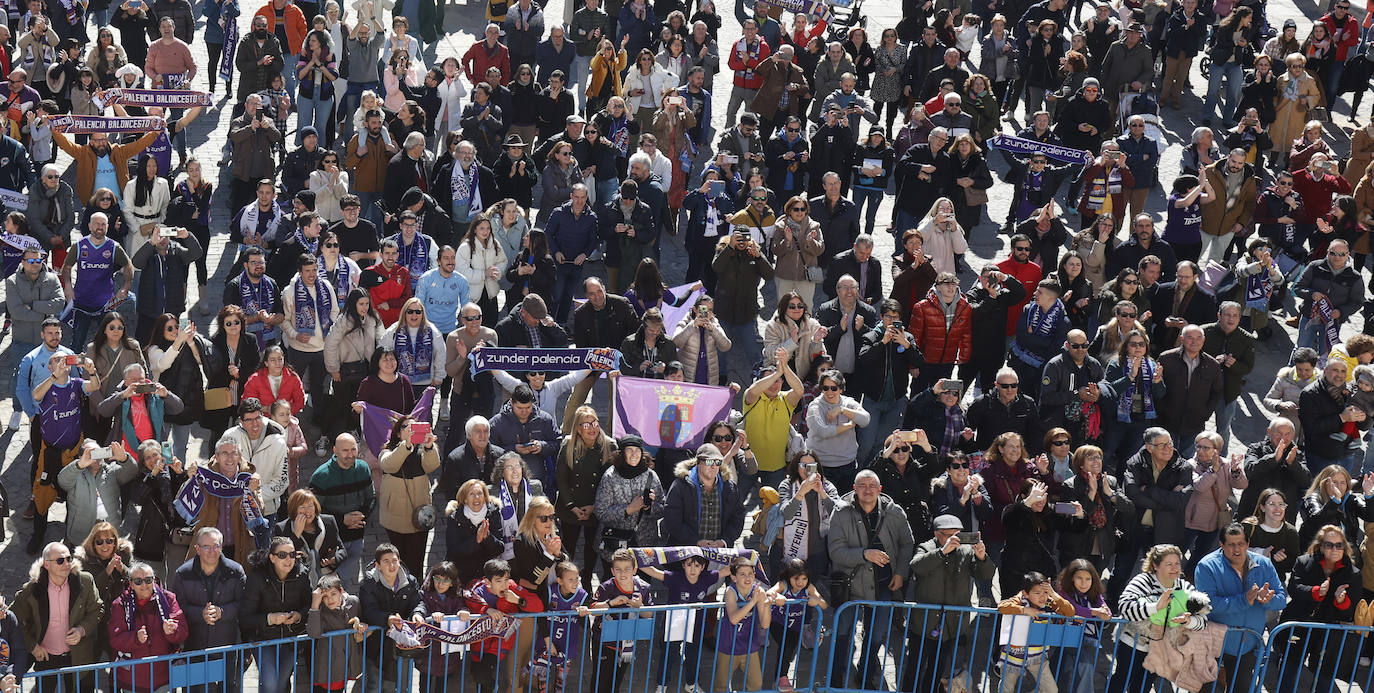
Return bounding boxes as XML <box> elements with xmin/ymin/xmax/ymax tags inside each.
<box><xmin>621</xmin><ymin>64</ymin><xmax>678</xmax><ymax>115</ymax></box>
<box><xmin>456</xmin><ymin>237</ymin><xmax>509</xmax><ymax>300</ymax></box>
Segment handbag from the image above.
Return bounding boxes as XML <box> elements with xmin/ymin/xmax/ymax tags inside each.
<box><xmin>599</xmin><ymin>525</ymin><xmax>637</xmax><ymax>555</ymax></box>
<box><xmin>204</xmin><ymin>387</ymin><xmax>234</xmax><ymax>411</ymax></box>
<box><xmin>340</xmin><ymin>360</ymin><xmax>369</xmax><ymax>381</ymax></box>
<box><xmin>964</xmin><ymin>186</ymin><xmax>989</xmax><ymax>206</ymax></box>
<box><xmin>805</xmin><ymin>264</ymin><xmax>825</xmax><ymax>283</ymax></box>
<box><xmin>403</xmin><ymin>466</ymin><xmax>437</xmax><ymax>531</ymax></box>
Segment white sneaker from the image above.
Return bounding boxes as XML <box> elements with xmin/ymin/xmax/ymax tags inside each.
<box><xmin>655</xmin><ymin>686</ymin><xmax>665</xmax><ymax>693</ymax></box>
<box><xmin>314</xmin><ymin>436</ymin><xmax>330</xmax><ymax>458</ymax></box>
<box><xmin>7</xmin><ymin>411</ymin><xmax>22</xmax><ymax>431</ymax></box>
<box><xmin>684</xmin><ymin>685</ymin><xmax>698</xmax><ymax>693</ymax></box>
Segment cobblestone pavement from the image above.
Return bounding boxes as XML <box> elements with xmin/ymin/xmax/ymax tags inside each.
<box><xmin>0</xmin><ymin>0</ymin><xmax>1348</xmax><ymax>640</ymax></box>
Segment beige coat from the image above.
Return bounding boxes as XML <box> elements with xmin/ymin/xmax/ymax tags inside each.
<box><xmin>323</xmin><ymin>314</ymin><xmax>384</xmax><ymax>373</ymax></box>
<box><xmin>1346</xmin><ymin>126</ymin><xmax>1374</xmax><ymax>187</ymax></box>
<box><xmin>769</xmin><ymin>218</ymin><xmax>824</xmax><ymax>281</ymax></box>
<box><xmin>1271</xmin><ymin>71</ymin><xmax>1321</xmax><ymax>154</ymax></box>
<box><xmin>379</xmin><ymin>441</ymin><xmax>441</xmax><ymax>534</ymax></box>
<box><xmin>1201</xmin><ymin>160</ymin><xmax>1257</xmax><ymax>237</ymax></box>
<box><xmin>762</xmin><ymin>316</ymin><xmax>826</xmax><ymax>376</ymax></box>
<box><xmin>673</xmin><ymin>314</ymin><xmax>732</xmax><ymax>384</ymax></box>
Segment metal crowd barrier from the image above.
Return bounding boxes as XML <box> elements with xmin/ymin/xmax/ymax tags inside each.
<box><xmin>20</xmin><ymin>600</ymin><xmax>1321</xmax><ymax>693</ymax></box>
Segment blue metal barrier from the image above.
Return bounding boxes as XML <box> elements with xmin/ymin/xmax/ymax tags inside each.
<box><xmin>20</xmin><ymin>600</ymin><xmax>1284</xmax><ymax>693</ymax></box>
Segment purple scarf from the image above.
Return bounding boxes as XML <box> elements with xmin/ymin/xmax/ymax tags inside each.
<box><xmin>118</xmin><ymin>584</ymin><xmax>172</xmax><ymax>652</ymax></box>
<box><xmin>395</xmin><ymin>325</ymin><xmax>434</xmax><ymax>380</ymax></box>
<box><xmin>1116</xmin><ymin>356</ymin><xmax>1158</xmax><ymax>423</ymax></box>
<box><xmin>292</xmin><ymin>276</ymin><xmax>334</xmax><ymax>335</ymax></box>
<box><xmin>1026</xmin><ymin>299</ymin><xmax>1065</xmax><ymax>337</ymax></box>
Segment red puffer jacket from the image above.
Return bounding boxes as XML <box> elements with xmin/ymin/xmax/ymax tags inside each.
<box><xmin>910</xmin><ymin>288</ymin><xmax>973</xmax><ymax>365</ymax></box>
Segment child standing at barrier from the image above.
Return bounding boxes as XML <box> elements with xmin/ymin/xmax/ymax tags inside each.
<box><xmin>1053</xmin><ymin>560</ymin><xmax>1113</xmax><ymax>693</ymax></box>
<box><xmin>534</xmin><ymin>561</ymin><xmax>590</xmax><ymax>693</ymax></box>
<box><xmin>307</xmin><ymin>574</ymin><xmax>369</xmax><ymax>693</ymax></box>
<box><xmin>465</xmin><ymin>558</ymin><xmax>544</xmax><ymax>693</ymax></box>
<box><xmin>765</xmin><ymin>558</ymin><xmax>827</xmax><ymax>693</ymax></box>
<box><xmin>996</xmin><ymin>571</ymin><xmax>1076</xmax><ymax>693</ymax></box>
<box><xmin>713</xmin><ymin>557</ymin><xmax>775</xmax><ymax>693</ymax></box>
<box><xmin>640</xmin><ymin>553</ymin><xmax>722</xmax><ymax>693</ymax></box>
<box><xmin>590</xmin><ymin>549</ymin><xmax>653</xmax><ymax>693</ymax></box>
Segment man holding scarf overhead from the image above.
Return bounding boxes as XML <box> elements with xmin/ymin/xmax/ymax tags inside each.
<box><xmin>283</xmin><ymin>252</ymin><xmax>341</xmax><ymax>432</ymax></box>
<box><xmin>1007</xmin><ymin>278</ymin><xmax>1071</xmax><ymax>400</ymax></box>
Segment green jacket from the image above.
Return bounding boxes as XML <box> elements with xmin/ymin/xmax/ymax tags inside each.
<box><xmin>908</xmin><ymin>537</ymin><xmax>996</xmax><ymax>640</ymax></box>
<box><xmin>13</xmin><ymin>569</ymin><xmax>104</xmax><ymax>665</ymax></box>
<box><xmin>570</xmin><ymin>8</ymin><xmax>611</xmax><ymax>56</ymax></box>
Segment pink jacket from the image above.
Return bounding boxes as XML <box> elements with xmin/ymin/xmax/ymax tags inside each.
<box><xmin>1142</xmin><ymin>621</ymin><xmax>1228</xmax><ymax>692</ymax></box>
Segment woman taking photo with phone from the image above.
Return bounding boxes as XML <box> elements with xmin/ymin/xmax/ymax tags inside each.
<box><xmin>378</xmin><ymin>415</ymin><xmax>441</xmax><ymax>577</ymax></box>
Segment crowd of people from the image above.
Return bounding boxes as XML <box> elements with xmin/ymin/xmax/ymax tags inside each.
<box><xmin>6</xmin><ymin>0</ymin><xmax>1374</xmax><ymax>689</ymax></box>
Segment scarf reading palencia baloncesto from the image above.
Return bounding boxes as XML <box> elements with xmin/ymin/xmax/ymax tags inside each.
<box><xmin>293</xmin><ymin>276</ymin><xmax>335</xmax><ymax>335</ymax></box>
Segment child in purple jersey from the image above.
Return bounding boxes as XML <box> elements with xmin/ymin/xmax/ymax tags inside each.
<box><xmin>590</xmin><ymin>548</ymin><xmax>653</xmax><ymax>693</ymax></box>
<box><xmin>533</xmin><ymin>561</ymin><xmax>590</xmax><ymax>693</ymax></box>
<box><xmin>640</xmin><ymin>554</ymin><xmax>723</xmax><ymax>693</ymax></box>
<box><xmin>713</xmin><ymin>557</ymin><xmax>776</xmax><ymax>692</ymax></box>
<box><xmin>765</xmin><ymin>558</ymin><xmax>827</xmax><ymax>692</ymax></box>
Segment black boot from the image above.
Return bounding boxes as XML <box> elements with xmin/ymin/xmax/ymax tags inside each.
<box><xmin>25</xmin><ymin>513</ymin><xmax>46</xmax><ymax>554</ymax></box>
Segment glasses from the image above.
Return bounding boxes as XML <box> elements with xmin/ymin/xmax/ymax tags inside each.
<box><xmin>1051</xmin><ymin>440</ymin><xmax>1070</xmax><ymax>447</ymax></box>
<box><xmin>406</xmin><ymin>309</ymin><xmax>424</xmax><ymax>315</ymax></box>
<box><xmin>1013</xmin><ymin>246</ymin><xmax>1030</xmax><ymax>252</ymax></box>
<box><xmin>462</xmin><ymin>315</ymin><xmax>483</xmax><ymax>322</ymax></box>
<box><xmin>1322</xmin><ymin>541</ymin><xmax>1344</xmax><ymax>550</ymax></box>
<box><xmin>1127</xmin><ymin>341</ymin><xmax>1147</xmax><ymax>348</ymax></box>
<box><xmin>527</xmin><ymin>371</ymin><xmax>546</xmax><ymax>377</ymax></box>
<box><xmin>789</xmin><ymin>207</ymin><xmax>806</xmax><ymax>213</ymax></box>
<box><xmin>1149</xmin><ymin>441</ymin><xmax>1174</xmax><ymax>448</ymax></box>
<box><xmin>1117</xmin><ymin>312</ymin><xmax>1137</xmax><ymax>318</ymax></box>
<box><xmin>537</xmin><ymin>514</ymin><xmax>555</xmax><ymax>522</ymax></box>
<box><xmin>711</xmin><ymin>434</ymin><xmax>735</xmax><ymax>442</ymax></box>
<box><xmin>948</xmin><ymin>462</ymin><xmax>970</xmax><ymax>469</ymax></box>
<box><xmin>1122</xmin><ymin>278</ymin><xmax>1139</xmax><ymax>285</ymax></box>
<box><xmin>325</xmin><ymin>242</ymin><xmax>340</xmax><ymax>248</ymax></box>
<box><xmin>47</xmin><ymin>555</ymin><xmax>72</xmax><ymax>565</ymax></box>
<box><xmin>1196</xmin><ymin>444</ymin><xmax>1215</xmax><ymax>451</ymax></box>
<box><xmin>271</xmin><ymin>551</ymin><xmax>296</xmax><ymax>560</ymax></box>
<box><xmin>43</xmin><ymin>174</ymin><xmax>57</xmax><ymax>180</ymax></box>
<box><xmin>240</xmin><ymin>414</ymin><xmax>262</xmax><ymax>424</ymax></box>
<box><xmin>821</xmin><ymin>385</ymin><xmax>841</xmax><ymax>392</ymax></box>
<box><xmin>893</xmin><ymin>446</ymin><xmax>911</xmax><ymax>454</ymax></box>
<box><xmin>997</xmin><ymin>382</ymin><xmax>1018</xmax><ymax>389</ymax></box>
<box><xmin>578</xmin><ymin>421</ymin><xmax>599</xmax><ymax>428</ymax></box>
<box><xmin>1331</xmin><ymin>251</ymin><xmax>1350</xmax><ymax>257</ymax></box>
<box><xmin>751</xmin><ymin>196</ymin><xmax>768</xmax><ymax>202</ymax></box>
<box><xmin>1067</xmin><ymin>342</ymin><xmax>1088</xmax><ymax>350</ymax></box>
<box><xmin>224</xmin><ymin>320</ymin><xmax>241</xmax><ymax>327</ymax></box>
<box><xmin>130</xmin><ymin>576</ymin><xmax>156</xmax><ymax>586</ymax></box>
<box><xmin>786</xmin><ymin>128</ymin><xmax>801</xmax><ymax>134</ymax></box>
<box><xmin>198</xmin><ymin>543</ymin><xmax>223</xmax><ymax>550</ymax></box>
<box><xmin>700</xmin><ymin>459</ymin><xmax>723</xmax><ymax>467</ymax></box>
<box><xmin>787</xmin><ymin>303</ymin><xmax>806</xmax><ymax>310</ymax></box>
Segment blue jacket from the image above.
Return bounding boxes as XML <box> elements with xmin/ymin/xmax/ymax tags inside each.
<box><xmin>1193</xmin><ymin>547</ymin><xmax>1288</xmax><ymax>655</ymax></box>
<box><xmin>661</xmin><ymin>466</ymin><xmax>745</xmax><ymax>547</ymax></box>
<box><xmin>200</xmin><ymin>0</ymin><xmax>240</xmax><ymax>45</ymax></box>
<box><xmin>16</xmin><ymin>343</ymin><xmax>73</xmax><ymax>416</ymax></box>
<box><xmin>535</xmin><ymin>38</ymin><xmax>576</xmax><ymax>85</ymax></box>
<box><xmin>545</xmin><ymin>201</ymin><xmax>600</xmax><ymax>260</ymax></box>
<box><xmin>1115</xmin><ymin>132</ymin><xmax>1159</xmax><ymax>190</ymax></box>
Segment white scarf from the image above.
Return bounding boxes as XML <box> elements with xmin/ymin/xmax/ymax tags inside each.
<box><xmin>240</xmin><ymin>201</ymin><xmax>283</xmax><ymax>247</ymax></box>
<box><xmin>781</xmin><ymin>478</ymin><xmax>811</xmax><ymax>560</ymax></box>
<box><xmin>462</xmin><ymin>504</ymin><xmax>486</xmax><ymax>527</ymax></box>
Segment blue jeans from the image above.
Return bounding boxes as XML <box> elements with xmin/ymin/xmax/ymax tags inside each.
<box><xmin>8</xmin><ymin>340</ymin><xmax>35</xmax><ymax>411</ymax></box>
<box><xmin>893</xmin><ymin>209</ymin><xmax>919</xmax><ymax>236</ymax></box>
<box><xmin>88</xmin><ymin>7</ymin><xmax>111</xmax><ymax>27</ymax></box>
<box><xmin>355</xmin><ymin>191</ymin><xmax>384</xmax><ymax>234</ymax></box>
<box><xmin>661</xmin><ymin>634</ymin><xmax>704</xmax><ymax>687</ymax></box>
<box><xmin>720</xmin><ymin>320</ymin><xmax>761</xmax><ymax>387</ymax></box>
<box><xmin>594</xmin><ymin>177</ymin><xmax>619</xmax><ymax>208</ymax></box>
<box><xmin>1204</xmin><ymin>61</ymin><xmax>1244</xmax><ymax>121</ymax></box>
<box><xmin>829</xmin><ymin>584</ymin><xmax>900</xmax><ymax>689</ymax></box>
<box><xmin>757</xmin><ymin>468</ymin><xmax>787</xmax><ymax>493</ymax></box>
<box><xmin>1101</xmin><ymin>419</ymin><xmax>1149</xmax><ymax>476</ymax></box>
<box><xmin>853</xmin><ymin>187</ymin><xmax>885</xmax><ymax>236</ymax></box>
<box><xmin>69</xmin><ymin>311</ymin><xmax>96</xmax><ymax>351</ymax></box>
<box><xmin>553</xmin><ymin>262</ymin><xmax>585</xmax><ymax>323</ymax></box>
<box><xmin>571</xmin><ymin>55</ymin><xmax>592</xmax><ymax>108</ymax></box>
<box><xmin>1326</xmin><ymin>58</ymin><xmax>1348</xmax><ymax>111</ymax></box>
<box><xmin>1214</xmin><ymin>399</ymin><xmax>1239</xmax><ymax>452</ymax></box>
<box><xmin>857</xmin><ymin>396</ymin><xmax>905</xmax><ymax>465</ymax></box>
<box><xmin>1308</xmin><ymin>450</ymin><xmax>1363</xmax><ymax>476</ymax></box>
<box><xmin>297</xmin><ymin>95</ymin><xmax>334</xmax><ymax>146</ymax></box>
<box><xmin>340</xmin><ymin>537</ymin><xmax>364</xmax><ymax>592</ymax></box>
<box><xmin>281</xmin><ymin>53</ymin><xmax>299</xmax><ymax>95</ymax></box>
<box><xmin>171</xmin><ymin>424</ymin><xmax>192</xmax><ymax>464</ymax></box>
<box><xmin>255</xmin><ymin>641</ymin><xmax>298</xmax><ymax>693</ymax></box>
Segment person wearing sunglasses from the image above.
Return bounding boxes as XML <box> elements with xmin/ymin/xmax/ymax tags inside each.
<box><xmin>762</xmin><ymin>110</ymin><xmax>810</xmax><ymax>201</ymax></box>
<box><xmin>1273</xmin><ymin>524</ymin><xmax>1360</xmax><ymax>692</ymax></box>
<box><xmin>1037</xmin><ymin>328</ymin><xmax>1106</xmax><ymax>448</ymax></box>
<box><xmin>3</xmin><ymin>242</ymin><xmax>61</xmax><ymax>428</ymax></box>
<box><xmin>242</xmin><ymin>535</ymin><xmax>313</xmax><ymax>693</ymax></box>
<box><xmin>871</xmin><ymin>429</ymin><xmax>939</xmax><ymax>541</ymax></box>
<box><xmin>662</xmin><ymin>443</ymin><xmax>746</xmax><ymax>553</ymax></box>
<box><xmin>108</xmin><ymin>561</ymin><xmax>190</xmax><ymax>692</ymax></box>
<box><xmin>380</xmin><ymin>297</ymin><xmax>446</xmax><ymax>400</ymax></box>
<box><xmin>74</xmin><ymin>520</ymin><xmax>132</xmax><ymax>666</ymax></box>
<box><xmin>13</xmin><ymin>540</ymin><xmax>103</xmax><ymax>689</ymax></box>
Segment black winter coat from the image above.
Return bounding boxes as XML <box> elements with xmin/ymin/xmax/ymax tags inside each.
<box><xmin>240</xmin><ymin>561</ymin><xmax>312</xmax><ymax>641</ymax></box>
<box><xmin>1299</xmin><ymin>491</ymin><xmax>1374</xmax><ymax>554</ymax></box>
<box><xmin>1001</xmin><ymin>502</ymin><xmax>1076</xmax><ymax>584</ymax></box>
<box><xmin>1053</xmin><ymin>94</ymin><xmax>1113</xmax><ymax>154</ymax></box>
<box><xmin>444</xmin><ymin>502</ymin><xmax>505</xmax><ymax>584</ymax></box>
<box><xmin>1057</xmin><ymin>472</ymin><xmax>1133</xmax><ymax>563</ymax></box>
<box><xmin>167</xmin><ymin>557</ymin><xmax>247</xmax><ymax>649</ymax></box>
<box><xmin>1238</xmin><ymin>439</ymin><xmax>1310</xmax><ymax>525</ymax></box>
<box><xmin>155</xmin><ymin>334</ymin><xmax>212</xmax><ymax>424</ymax></box>
<box><xmin>856</xmin><ymin>325</ymin><xmax>925</xmax><ymax>400</ymax></box>
<box><xmin>1122</xmin><ymin>447</ymin><xmax>1192</xmax><ymax>547</ymax></box>
<box><xmin>1281</xmin><ymin>553</ymin><xmax>1360</xmax><ymax>623</ymax></box>
<box><xmin>871</xmin><ymin>451</ymin><xmax>941</xmax><ymax>539</ymax></box>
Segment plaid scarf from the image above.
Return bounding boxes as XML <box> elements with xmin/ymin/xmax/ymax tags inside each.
<box><xmin>941</xmin><ymin>405</ymin><xmax>965</xmax><ymax>457</ymax></box>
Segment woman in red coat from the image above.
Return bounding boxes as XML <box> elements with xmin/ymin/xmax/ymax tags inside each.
<box><xmin>908</xmin><ymin>273</ymin><xmax>972</xmax><ymax>384</ymax></box>
<box><xmin>108</xmin><ymin>563</ymin><xmax>190</xmax><ymax>693</ymax></box>
<box><xmin>242</xmin><ymin>344</ymin><xmax>307</xmax><ymax>414</ymax></box>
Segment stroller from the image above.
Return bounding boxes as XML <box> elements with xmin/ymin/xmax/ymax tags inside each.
<box><xmin>1119</xmin><ymin>90</ymin><xmax>1168</xmax><ymax>156</ymax></box>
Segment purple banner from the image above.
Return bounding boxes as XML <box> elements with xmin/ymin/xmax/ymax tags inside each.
<box><xmin>49</xmin><ymin>115</ymin><xmax>166</xmax><ymax>134</ymax></box>
<box><xmin>358</xmin><ymin>386</ymin><xmax>437</xmax><ymax>458</ymax></box>
<box><xmin>613</xmin><ymin>376</ymin><xmax>733</xmax><ymax>449</ymax></box>
<box><xmin>106</xmin><ymin>88</ymin><xmax>214</xmax><ymax>108</ymax></box>
<box><xmin>220</xmin><ymin>18</ymin><xmax>238</xmax><ymax>84</ymax></box>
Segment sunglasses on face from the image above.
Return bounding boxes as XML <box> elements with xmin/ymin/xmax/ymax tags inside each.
<box><xmin>787</xmin><ymin>303</ymin><xmax>806</xmax><ymax>309</ymax></box>
<box><xmin>1013</xmin><ymin>246</ymin><xmax>1030</xmax><ymax>252</ymax></box>
<box><xmin>1067</xmin><ymin>342</ymin><xmax>1088</xmax><ymax>350</ymax></box>
<box><xmin>1122</xmin><ymin>278</ymin><xmax>1139</xmax><ymax>285</ymax></box>
<box><xmin>325</xmin><ymin>242</ymin><xmax>340</xmax><ymax>248</ymax></box>
<box><xmin>997</xmin><ymin>382</ymin><xmax>1018</xmax><ymax>389</ymax></box>
<box><xmin>1117</xmin><ymin>312</ymin><xmax>1137</xmax><ymax>318</ymax></box>
<box><xmin>130</xmin><ymin>576</ymin><xmax>156</xmax><ymax>586</ymax></box>
<box><xmin>1051</xmin><ymin>440</ymin><xmax>1070</xmax><ymax>447</ymax></box>
<box><xmin>700</xmin><ymin>459</ymin><xmax>723</xmax><ymax>467</ymax></box>
<box><xmin>23</xmin><ymin>258</ymin><xmax>42</xmax><ymax>265</ymax></box>
<box><xmin>948</xmin><ymin>462</ymin><xmax>970</xmax><ymax>469</ymax></box>
<box><xmin>537</xmin><ymin>514</ymin><xmax>555</xmax><ymax>522</ymax></box>
<box><xmin>821</xmin><ymin>385</ymin><xmax>841</xmax><ymax>392</ymax></box>
<box><xmin>462</xmin><ymin>315</ymin><xmax>482</xmax><ymax>322</ymax></box>
<box><xmin>272</xmin><ymin>551</ymin><xmax>296</xmax><ymax>560</ymax></box>
<box><xmin>95</xmin><ymin>537</ymin><xmax>117</xmax><ymax>546</ymax></box>
<box><xmin>789</xmin><ymin>207</ymin><xmax>806</xmax><ymax>212</ymax></box>
<box><xmin>406</xmin><ymin>309</ymin><xmax>424</xmax><ymax>315</ymax></box>
<box><xmin>1322</xmin><ymin>541</ymin><xmax>1344</xmax><ymax>550</ymax></box>
<box><xmin>711</xmin><ymin>434</ymin><xmax>735</xmax><ymax>442</ymax></box>
<box><xmin>224</xmin><ymin>320</ymin><xmax>241</xmax><ymax>327</ymax></box>
<box><xmin>526</xmin><ymin>371</ymin><xmax>546</xmax><ymax>377</ymax></box>
<box><xmin>47</xmin><ymin>555</ymin><xmax>72</xmax><ymax>565</ymax></box>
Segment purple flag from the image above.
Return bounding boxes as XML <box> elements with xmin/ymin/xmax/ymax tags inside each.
<box><xmin>613</xmin><ymin>376</ymin><xmax>733</xmax><ymax>449</ymax></box>
<box><xmin>659</xmin><ymin>282</ymin><xmax>705</xmax><ymax>332</ymax></box>
<box><xmin>358</xmin><ymin>386</ymin><xmax>437</xmax><ymax>458</ymax></box>
<box><xmin>220</xmin><ymin>19</ymin><xmax>239</xmax><ymax>84</ymax></box>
